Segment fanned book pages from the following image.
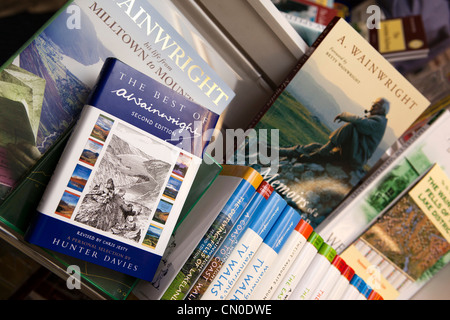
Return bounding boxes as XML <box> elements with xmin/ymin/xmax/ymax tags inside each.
<box><xmin>25</xmin><ymin>58</ymin><xmax>220</xmax><ymax>281</ymax></box>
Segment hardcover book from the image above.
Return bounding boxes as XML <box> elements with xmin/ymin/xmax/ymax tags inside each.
<box><xmin>0</xmin><ymin>0</ymin><xmax>234</xmax><ymax>214</ymax></box>
<box><xmin>25</xmin><ymin>58</ymin><xmax>220</xmax><ymax>281</ymax></box>
<box><xmin>369</xmin><ymin>15</ymin><xmax>429</xmax><ymax>63</ymax></box>
<box><xmin>341</xmin><ymin>163</ymin><xmax>450</xmax><ymax>300</ymax></box>
<box><xmin>132</xmin><ymin>165</ymin><xmax>263</xmax><ymax>299</ymax></box>
<box><xmin>237</xmin><ymin>17</ymin><xmax>430</xmax><ymax>229</ymax></box>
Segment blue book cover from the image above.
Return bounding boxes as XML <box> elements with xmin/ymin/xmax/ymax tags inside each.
<box><xmin>227</xmin><ymin>205</ymin><xmax>301</xmax><ymax>300</ymax></box>
<box><xmin>25</xmin><ymin>58</ymin><xmax>220</xmax><ymax>281</ymax></box>
<box><xmin>201</xmin><ymin>191</ymin><xmax>287</xmax><ymax>299</ymax></box>
<box><xmin>186</xmin><ymin>181</ymin><xmax>274</xmax><ymax>300</ymax></box>
<box><xmin>161</xmin><ymin>166</ymin><xmax>263</xmax><ymax>300</ymax></box>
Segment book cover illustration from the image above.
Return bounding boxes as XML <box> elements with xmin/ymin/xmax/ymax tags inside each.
<box><xmin>317</xmin><ymin>110</ymin><xmax>450</xmax><ymax>254</ymax></box>
<box><xmin>25</xmin><ymin>58</ymin><xmax>220</xmax><ymax>281</ymax></box>
<box><xmin>0</xmin><ymin>0</ymin><xmax>234</xmax><ymax>203</ymax></box>
<box><xmin>0</xmin><ymin>64</ymin><xmax>45</xmax><ymax>198</ymax></box>
<box><xmin>341</xmin><ymin>164</ymin><xmax>450</xmax><ymax>300</ymax></box>
<box><xmin>240</xmin><ymin>17</ymin><xmax>430</xmax><ymax>229</ymax></box>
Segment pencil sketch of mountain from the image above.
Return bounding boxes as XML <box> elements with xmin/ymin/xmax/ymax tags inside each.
<box><xmin>75</xmin><ymin>133</ymin><xmax>172</xmax><ymax>242</ymax></box>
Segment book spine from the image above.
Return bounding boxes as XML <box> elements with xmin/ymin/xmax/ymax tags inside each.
<box><xmin>326</xmin><ymin>264</ymin><xmax>355</xmax><ymax>300</ymax></box>
<box><xmin>281</xmin><ymin>12</ymin><xmax>326</xmax><ymax>32</ymax></box>
<box><xmin>201</xmin><ymin>192</ymin><xmax>287</xmax><ymax>300</ymax></box>
<box><xmin>161</xmin><ymin>167</ymin><xmax>263</xmax><ymax>300</ymax></box>
<box><xmin>251</xmin><ymin>219</ymin><xmax>313</xmax><ymax>300</ymax></box>
<box><xmin>311</xmin><ymin>254</ymin><xmax>347</xmax><ymax>300</ymax></box>
<box><xmin>368</xmin><ymin>290</ymin><xmax>384</xmax><ymax>300</ymax></box>
<box><xmin>288</xmin><ymin>242</ymin><xmax>337</xmax><ymax>300</ymax></box>
<box><xmin>340</xmin><ymin>274</ymin><xmax>365</xmax><ymax>300</ymax></box>
<box><xmin>273</xmin><ymin>231</ymin><xmax>323</xmax><ymax>300</ymax></box>
<box><xmin>359</xmin><ymin>284</ymin><xmax>372</xmax><ymax>300</ymax></box>
<box><xmin>185</xmin><ymin>181</ymin><xmax>273</xmax><ymax>300</ymax></box>
<box><xmin>226</xmin><ymin>206</ymin><xmax>302</xmax><ymax>300</ymax></box>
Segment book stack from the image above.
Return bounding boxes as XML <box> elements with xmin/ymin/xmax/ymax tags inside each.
<box><xmin>1</xmin><ymin>0</ymin><xmax>448</xmax><ymax>301</ymax></box>
<box><xmin>136</xmin><ymin>165</ymin><xmax>385</xmax><ymax>300</ymax></box>
<box><xmin>0</xmin><ymin>0</ymin><xmax>235</xmax><ymax>299</ymax></box>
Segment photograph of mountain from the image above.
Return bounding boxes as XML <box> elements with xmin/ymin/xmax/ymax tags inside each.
<box><xmin>91</xmin><ymin>114</ymin><xmax>114</xmax><ymax>143</ymax></box>
<box><xmin>67</xmin><ymin>164</ymin><xmax>92</xmax><ymax>192</ymax></box>
<box><xmin>153</xmin><ymin>199</ymin><xmax>173</xmax><ymax>225</ymax></box>
<box><xmin>163</xmin><ymin>176</ymin><xmax>183</xmax><ymax>201</ymax></box>
<box><xmin>55</xmin><ymin>190</ymin><xmax>80</xmax><ymax>219</ymax></box>
<box><xmin>362</xmin><ymin>193</ymin><xmax>450</xmax><ymax>281</ymax></box>
<box><xmin>12</xmin><ymin>5</ymin><xmax>115</xmax><ymax>155</ymax></box>
<box><xmin>143</xmin><ymin>224</ymin><xmax>163</xmax><ymax>249</ymax></box>
<box><xmin>172</xmin><ymin>152</ymin><xmax>192</xmax><ymax>178</ymax></box>
<box><xmin>80</xmin><ymin>138</ymin><xmax>103</xmax><ymax>166</ymax></box>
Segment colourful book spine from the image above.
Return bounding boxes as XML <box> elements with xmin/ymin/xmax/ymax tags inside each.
<box><xmin>273</xmin><ymin>231</ymin><xmax>323</xmax><ymax>300</ymax></box>
<box><xmin>136</xmin><ymin>166</ymin><xmax>266</xmax><ymax>299</ymax></box>
<box><xmin>251</xmin><ymin>219</ymin><xmax>313</xmax><ymax>300</ymax></box>
<box><xmin>359</xmin><ymin>284</ymin><xmax>372</xmax><ymax>300</ymax></box>
<box><xmin>201</xmin><ymin>192</ymin><xmax>287</xmax><ymax>300</ymax></box>
<box><xmin>340</xmin><ymin>274</ymin><xmax>365</xmax><ymax>300</ymax></box>
<box><xmin>186</xmin><ymin>181</ymin><xmax>273</xmax><ymax>300</ymax></box>
<box><xmin>368</xmin><ymin>290</ymin><xmax>384</xmax><ymax>300</ymax></box>
<box><xmin>289</xmin><ymin>242</ymin><xmax>337</xmax><ymax>300</ymax></box>
<box><xmin>311</xmin><ymin>255</ymin><xmax>347</xmax><ymax>300</ymax></box>
<box><xmin>161</xmin><ymin>166</ymin><xmax>263</xmax><ymax>300</ymax></box>
<box><xmin>227</xmin><ymin>206</ymin><xmax>302</xmax><ymax>300</ymax></box>
<box><xmin>326</xmin><ymin>264</ymin><xmax>355</xmax><ymax>300</ymax></box>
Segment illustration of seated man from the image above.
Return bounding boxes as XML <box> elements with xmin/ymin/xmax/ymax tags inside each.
<box><xmin>279</xmin><ymin>97</ymin><xmax>389</xmax><ymax>170</ymax></box>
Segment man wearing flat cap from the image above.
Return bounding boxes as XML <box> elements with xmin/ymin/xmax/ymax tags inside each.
<box><xmin>280</xmin><ymin>97</ymin><xmax>390</xmax><ymax>170</ymax></box>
